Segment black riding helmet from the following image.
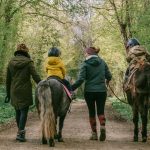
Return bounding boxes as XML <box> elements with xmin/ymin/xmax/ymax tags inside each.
<box><xmin>48</xmin><ymin>47</ymin><xmax>61</xmax><ymax>57</ymax></box>
<box><xmin>126</xmin><ymin>38</ymin><xmax>140</xmax><ymax>49</ymax></box>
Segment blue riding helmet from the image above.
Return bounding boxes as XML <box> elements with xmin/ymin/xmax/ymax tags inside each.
<box><xmin>126</xmin><ymin>38</ymin><xmax>140</xmax><ymax>48</ymax></box>
<box><xmin>48</xmin><ymin>47</ymin><xmax>61</xmax><ymax>57</ymax></box>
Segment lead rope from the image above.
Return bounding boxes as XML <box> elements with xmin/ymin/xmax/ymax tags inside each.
<box><xmin>107</xmin><ymin>83</ymin><xmax>129</xmax><ymax>105</ymax></box>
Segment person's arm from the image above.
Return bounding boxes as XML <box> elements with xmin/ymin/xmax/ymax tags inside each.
<box><xmin>6</xmin><ymin>66</ymin><xmax>11</xmax><ymax>98</ymax></box>
<box><xmin>60</xmin><ymin>61</ymin><xmax>66</xmax><ymax>78</ymax></box>
<box><xmin>29</xmin><ymin>61</ymin><xmax>41</xmax><ymax>84</ymax></box>
<box><xmin>71</xmin><ymin>63</ymin><xmax>86</xmax><ymax>91</ymax></box>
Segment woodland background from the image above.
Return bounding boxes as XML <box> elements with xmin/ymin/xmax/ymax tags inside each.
<box><xmin>0</xmin><ymin>0</ymin><xmax>150</xmax><ymax>123</ymax></box>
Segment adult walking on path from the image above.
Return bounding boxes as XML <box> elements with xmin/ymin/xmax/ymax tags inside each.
<box><xmin>71</xmin><ymin>47</ymin><xmax>112</xmax><ymax>141</ymax></box>
<box><xmin>5</xmin><ymin>43</ymin><xmax>41</xmax><ymax>142</ymax></box>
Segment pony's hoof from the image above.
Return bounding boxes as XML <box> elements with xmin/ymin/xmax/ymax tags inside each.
<box><xmin>49</xmin><ymin>139</ymin><xmax>55</xmax><ymax>147</ymax></box>
<box><xmin>58</xmin><ymin>138</ymin><xmax>64</xmax><ymax>142</ymax></box>
<box><xmin>42</xmin><ymin>138</ymin><xmax>47</xmax><ymax>144</ymax></box>
<box><xmin>142</xmin><ymin>137</ymin><xmax>147</xmax><ymax>142</ymax></box>
<box><xmin>133</xmin><ymin>136</ymin><xmax>138</xmax><ymax>142</ymax></box>
<box><xmin>49</xmin><ymin>142</ymin><xmax>55</xmax><ymax>147</ymax></box>
<box><xmin>54</xmin><ymin>134</ymin><xmax>58</xmax><ymax>139</ymax></box>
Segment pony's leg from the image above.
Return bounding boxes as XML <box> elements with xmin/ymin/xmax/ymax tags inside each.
<box><xmin>133</xmin><ymin>108</ymin><xmax>139</xmax><ymax>142</ymax></box>
<box><xmin>141</xmin><ymin>106</ymin><xmax>148</xmax><ymax>142</ymax></box>
<box><xmin>42</xmin><ymin>128</ymin><xmax>47</xmax><ymax>144</ymax></box>
<box><xmin>54</xmin><ymin>118</ymin><xmax>58</xmax><ymax>139</ymax></box>
<box><xmin>57</xmin><ymin>115</ymin><xmax>66</xmax><ymax>142</ymax></box>
<box><xmin>48</xmin><ymin>138</ymin><xmax>55</xmax><ymax>147</ymax></box>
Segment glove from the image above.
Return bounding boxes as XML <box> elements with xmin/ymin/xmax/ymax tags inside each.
<box><xmin>4</xmin><ymin>96</ymin><xmax>10</xmax><ymax>103</ymax></box>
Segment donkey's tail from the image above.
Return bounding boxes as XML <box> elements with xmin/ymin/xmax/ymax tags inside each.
<box><xmin>37</xmin><ymin>80</ymin><xmax>56</xmax><ymax>139</ymax></box>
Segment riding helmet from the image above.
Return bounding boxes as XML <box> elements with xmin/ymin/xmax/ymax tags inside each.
<box><xmin>48</xmin><ymin>47</ymin><xmax>61</xmax><ymax>57</ymax></box>
<box><xmin>126</xmin><ymin>38</ymin><xmax>140</xmax><ymax>48</ymax></box>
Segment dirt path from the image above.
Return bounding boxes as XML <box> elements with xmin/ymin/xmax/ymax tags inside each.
<box><xmin>0</xmin><ymin>101</ymin><xmax>150</xmax><ymax>150</ymax></box>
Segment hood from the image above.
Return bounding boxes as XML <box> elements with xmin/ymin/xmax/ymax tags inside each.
<box><xmin>47</xmin><ymin>57</ymin><xmax>62</xmax><ymax>66</ymax></box>
<box><xmin>85</xmin><ymin>56</ymin><xmax>102</xmax><ymax>66</ymax></box>
<box><xmin>10</xmin><ymin>56</ymin><xmax>32</xmax><ymax>69</ymax></box>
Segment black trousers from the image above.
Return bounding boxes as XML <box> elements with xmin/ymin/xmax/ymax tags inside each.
<box><xmin>15</xmin><ymin>106</ymin><xmax>29</xmax><ymax>131</ymax></box>
<box><xmin>84</xmin><ymin>92</ymin><xmax>107</xmax><ymax>118</ymax></box>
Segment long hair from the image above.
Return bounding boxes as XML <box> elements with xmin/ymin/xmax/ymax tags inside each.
<box><xmin>37</xmin><ymin>80</ymin><xmax>56</xmax><ymax>139</ymax></box>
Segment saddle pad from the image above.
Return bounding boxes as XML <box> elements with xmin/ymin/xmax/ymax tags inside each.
<box><xmin>62</xmin><ymin>84</ymin><xmax>72</xmax><ymax>100</ymax></box>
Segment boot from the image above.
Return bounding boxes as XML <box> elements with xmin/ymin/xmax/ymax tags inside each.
<box><xmin>99</xmin><ymin>126</ymin><xmax>106</xmax><ymax>141</ymax></box>
<box><xmin>90</xmin><ymin>131</ymin><xmax>98</xmax><ymax>140</ymax></box>
<box><xmin>16</xmin><ymin>130</ymin><xmax>26</xmax><ymax>142</ymax></box>
<box><xmin>98</xmin><ymin>115</ymin><xmax>106</xmax><ymax>141</ymax></box>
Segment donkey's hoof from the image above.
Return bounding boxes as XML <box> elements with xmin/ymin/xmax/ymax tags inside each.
<box><xmin>142</xmin><ymin>137</ymin><xmax>147</xmax><ymax>142</ymax></box>
<box><xmin>133</xmin><ymin>136</ymin><xmax>138</xmax><ymax>142</ymax></box>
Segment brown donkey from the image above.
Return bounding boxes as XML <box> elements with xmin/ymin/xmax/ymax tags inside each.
<box><xmin>125</xmin><ymin>61</ymin><xmax>150</xmax><ymax>142</ymax></box>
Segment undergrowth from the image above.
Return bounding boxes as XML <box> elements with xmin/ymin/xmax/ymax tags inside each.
<box><xmin>0</xmin><ymin>85</ymin><xmax>35</xmax><ymax>124</ymax></box>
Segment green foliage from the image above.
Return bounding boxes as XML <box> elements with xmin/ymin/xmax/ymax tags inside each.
<box><xmin>0</xmin><ymin>85</ymin><xmax>15</xmax><ymax>123</ymax></box>
<box><xmin>110</xmin><ymin>98</ymin><xmax>132</xmax><ymax>121</ymax></box>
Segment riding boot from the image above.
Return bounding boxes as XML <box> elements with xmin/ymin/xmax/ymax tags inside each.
<box><xmin>89</xmin><ymin>117</ymin><xmax>98</xmax><ymax>140</ymax></box>
<box><xmin>16</xmin><ymin>130</ymin><xmax>26</xmax><ymax>142</ymax></box>
<box><xmin>98</xmin><ymin>115</ymin><xmax>106</xmax><ymax>141</ymax></box>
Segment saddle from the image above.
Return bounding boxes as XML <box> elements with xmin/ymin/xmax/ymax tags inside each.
<box><xmin>47</xmin><ymin>76</ymin><xmax>72</xmax><ymax>100</ymax></box>
<box><xmin>123</xmin><ymin>59</ymin><xmax>147</xmax><ymax>93</ymax></box>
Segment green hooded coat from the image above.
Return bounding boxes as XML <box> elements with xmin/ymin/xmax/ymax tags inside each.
<box><xmin>72</xmin><ymin>56</ymin><xmax>112</xmax><ymax>92</ymax></box>
<box><xmin>6</xmin><ymin>52</ymin><xmax>41</xmax><ymax>109</ymax></box>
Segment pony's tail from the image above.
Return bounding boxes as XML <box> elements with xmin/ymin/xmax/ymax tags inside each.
<box><xmin>38</xmin><ymin>81</ymin><xmax>56</xmax><ymax>139</ymax></box>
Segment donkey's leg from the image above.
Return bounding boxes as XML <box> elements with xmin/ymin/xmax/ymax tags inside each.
<box><xmin>141</xmin><ymin>106</ymin><xmax>148</xmax><ymax>142</ymax></box>
<box><xmin>57</xmin><ymin>115</ymin><xmax>66</xmax><ymax>142</ymax></box>
<box><xmin>133</xmin><ymin>108</ymin><xmax>139</xmax><ymax>142</ymax></box>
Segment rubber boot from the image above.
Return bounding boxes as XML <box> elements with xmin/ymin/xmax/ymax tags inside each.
<box><xmin>99</xmin><ymin>126</ymin><xmax>106</xmax><ymax>141</ymax></box>
<box><xmin>16</xmin><ymin>130</ymin><xmax>26</xmax><ymax>142</ymax></box>
<box><xmin>98</xmin><ymin>115</ymin><xmax>106</xmax><ymax>141</ymax></box>
<box><xmin>90</xmin><ymin>131</ymin><xmax>98</xmax><ymax>140</ymax></box>
<box><xmin>89</xmin><ymin>117</ymin><xmax>98</xmax><ymax>140</ymax></box>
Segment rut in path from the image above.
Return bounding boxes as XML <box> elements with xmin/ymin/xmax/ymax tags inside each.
<box><xmin>0</xmin><ymin>101</ymin><xmax>150</xmax><ymax>150</ymax></box>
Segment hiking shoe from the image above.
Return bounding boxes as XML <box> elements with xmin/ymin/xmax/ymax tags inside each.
<box><xmin>99</xmin><ymin>128</ymin><xmax>106</xmax><ymax>141</ymax></box>
<box><xmin>16</xmin><ymin>130</ymin><xmax>26</xmax><ymax>142</ymax></box>
<box><xmin>89</xmin><ymin>132</ymin><xmax>98</xmax><ymax>140</ymax></box>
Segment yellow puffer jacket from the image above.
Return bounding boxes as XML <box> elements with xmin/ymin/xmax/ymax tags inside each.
<box><xmin>45</xmin><ymin>57</ymin><xmax>66</xmax><ymax>79</ymax></box>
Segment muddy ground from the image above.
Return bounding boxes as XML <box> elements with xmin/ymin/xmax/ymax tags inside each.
<box><xmin>0</xmin><ymin>101</ymin><xmax>150</xmax><ymax>150</ymax></box>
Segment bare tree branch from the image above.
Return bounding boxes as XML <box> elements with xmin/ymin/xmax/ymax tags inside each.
<box><xmin>26</xmin><ymin>12</ymin><xmax>66</xmax><ymax>24</ymax></box>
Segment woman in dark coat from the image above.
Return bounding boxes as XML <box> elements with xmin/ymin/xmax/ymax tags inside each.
<box><xmin>71</xmin><ymin>47</ymin><xmax>112</xmax><ymax>141</ymax></box>
<box><xmin>6</xmin><ymin>44</ymin><xmax>41</xmax><ymax>142</ymax></box>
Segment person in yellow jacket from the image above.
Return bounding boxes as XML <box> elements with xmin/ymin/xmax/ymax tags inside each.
<box><xmin>46</xmin><ymin>48</ymin><xmax>66</xmax><ymax>79</ymax></box>
<box><xmin>45</xmin><ymin>47</ymin><xmax>74</xmax><ymax>96</ymax></box>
